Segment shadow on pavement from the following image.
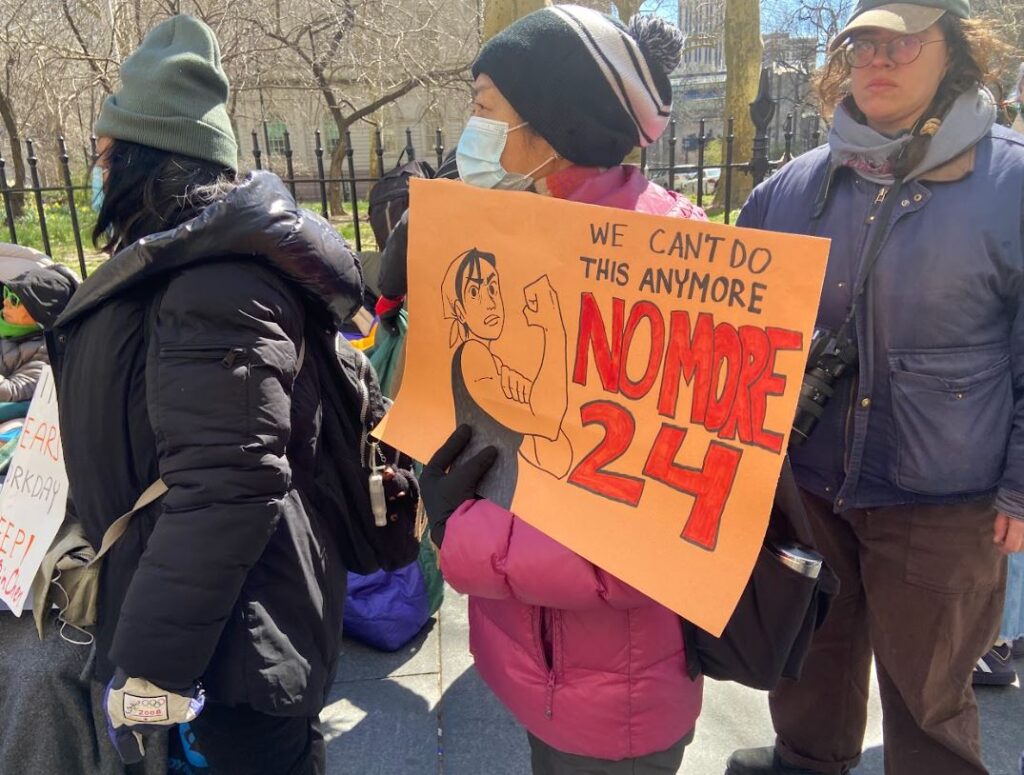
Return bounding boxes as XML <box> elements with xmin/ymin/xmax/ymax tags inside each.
<box><xmin>320</xmin><ymin>620</ymin><xmax>442</xmax><ymax>774</ymax></box>
<box><xmin>438</xmin><ymin>663</ymin><xmax>530</xmax><ymax>774</ymax></box>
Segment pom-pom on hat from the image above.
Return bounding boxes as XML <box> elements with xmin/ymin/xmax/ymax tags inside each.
<box><xmin>472</xmin><ymin>5</ymin><xmax>683</xmax><ymax>167</ymax></box>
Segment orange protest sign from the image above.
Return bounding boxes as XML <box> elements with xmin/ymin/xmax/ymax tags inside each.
<box><xmin>377</xmin><ymin>178</ymin><xmax>829</xmax><ymax>635</ymax></box>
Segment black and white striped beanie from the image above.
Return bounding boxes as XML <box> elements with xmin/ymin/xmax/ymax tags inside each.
<box><xmin>472</xmin><ymin>5</ymin><xmax>683</xmax><ymax>167</ymax></box>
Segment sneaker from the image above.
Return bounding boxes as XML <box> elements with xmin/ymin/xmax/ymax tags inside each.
<box><xmin>1013</xmin><ymin>637</ymin><xmax>1024</xmax><ymax>659</ymax></box>
<box><xmin>973</xmin><ymin>642</ymin><xmax>1017</xmax><ymax>686</ymax></box>
<box><xmin>726</xmin><ymin>746</ymin><xmax>825</xmax><ymax>774</ymax></box>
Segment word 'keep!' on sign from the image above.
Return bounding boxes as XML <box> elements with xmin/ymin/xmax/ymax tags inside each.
<box><xmin>375</xmin><ymin>179</ymin><xmax>830</xmax><ymax>635</ymax></box>
<box><xmin>0</xmin><ymin>366</ymin><xmax>69</xmax><ymax>615</ymax></box>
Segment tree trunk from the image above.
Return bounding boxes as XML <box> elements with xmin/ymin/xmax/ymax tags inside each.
<box><xmin>369</xmin><ymin>121</ymin><xmax>383</xmax><ymax>181</ymax></box>
<box><xmin>483</xmin><ymin>0</ymin><xmax>549</xmax><ymax>41</ymax></box>
<box><xmin>328</xmin><ymin>134</ymin><xmax>348</xmax><ymax>217</ymax></box>
<box><xmin>612</xmin><ymin>0</ymin><xmax>642</xmax><ymax>20</ymax></box>
<box><xmin>0</xmin><ymin>86</ymin><xmax>25</xmax><ymax>218</ymax></box>
<box><xmin>715</xmin><ymin>0</ymin><xmax>762</xmax><ymax>211</ymax></box>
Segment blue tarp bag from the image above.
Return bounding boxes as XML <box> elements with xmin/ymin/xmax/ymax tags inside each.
<box><xmin>344</xmin><ymin>564</ymin><xmax>429</xmax><ymax>651</ymax></box>
<box><xmin>344</xmin><ymin>532</ymin><xmax>444</xmax><ymax>651</ymax></box>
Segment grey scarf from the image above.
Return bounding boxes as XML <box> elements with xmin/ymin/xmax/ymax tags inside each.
<box><xmin>829</xmin><ymin>87</ymin><xmax>996</xmax><ymax>184</ymax></box>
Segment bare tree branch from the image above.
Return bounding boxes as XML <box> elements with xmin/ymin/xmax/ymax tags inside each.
<box><xmin>61</xmin><ymin>0</ymin><xmax>115</xmax><ymax>94</ymax></box>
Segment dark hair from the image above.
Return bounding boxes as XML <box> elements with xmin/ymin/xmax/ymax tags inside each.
<box><xmin>938</xmin><ymin>14</ymin><xmax>997</xmax><ymax>97</ymax></box>
<box><xmin>815</xmin><ymin>15</ymin><xmax>1011</xmax><ymax>115</ymax></box>
<box><xmin>454</xmin><ymin>248</ymin><xmax>498</xmax><ymax>305</ymax></box>
<box><xmin>93</xmin><ymin>139</ymin><xmax>235</xmax><ymax>253</ymax></box>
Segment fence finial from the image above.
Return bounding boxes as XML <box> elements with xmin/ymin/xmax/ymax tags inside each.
<box><xmin>404</xmin><ymin>128</ymin><xmax>415</xmax><ymax>162</ymax></box>
<box><xmin>749</xmin><ymin>67</ymin><xmax>776</xmax><ymax>187</ymax></box>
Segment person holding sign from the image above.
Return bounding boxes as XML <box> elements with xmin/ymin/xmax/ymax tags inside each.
<box><xmin>13</xmin><ymin>15</ymin><xmax>377</xmax><ymax>775</ymax></box>
<box><xmin>420</xmin><ymin>7</ymin><xmax>708</xmax><ymax>773</ymax></box>
<box><xmin>726</xmin><ymin>1</ymin><xmax>1024</xmax><ymax>773</ymax></box>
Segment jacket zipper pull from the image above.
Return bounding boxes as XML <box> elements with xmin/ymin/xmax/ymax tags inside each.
<box><xmin>222</xmin><ymin>348</ymin><xmax>248</xmax><ymax>368</ymax></box>
<box><xmin>865</xmin><ymin>185</ymin><xmax>889</xmax><ymax>224</ymax></box>
<box><xmin>544</xmin><ymin>671</ymin><xmax>555</xmax><ymax>719</ymax></box>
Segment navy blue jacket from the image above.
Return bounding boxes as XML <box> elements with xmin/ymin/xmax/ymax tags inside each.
<box><xmin>738</xmin><ymin>126</ymin><xmax>1024</xmax><ymax>517</ymax></box>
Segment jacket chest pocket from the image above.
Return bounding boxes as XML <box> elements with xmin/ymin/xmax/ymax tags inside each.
<box><xmin>888</xmin><ymin>348</ymin><xmax>1012</xmax><ymax>495</ymax></box>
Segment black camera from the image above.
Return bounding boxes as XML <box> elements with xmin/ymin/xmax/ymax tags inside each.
<box><xmin>790</xmin><ymin>328</ymin><xmax>858</xmax><ymax>447</ymax></box>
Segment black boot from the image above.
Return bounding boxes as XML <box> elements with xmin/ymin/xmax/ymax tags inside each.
<box><xmin>725</xmin><ymin>747</ymin><xmax>825</xmax><ymax>774</ymax></box>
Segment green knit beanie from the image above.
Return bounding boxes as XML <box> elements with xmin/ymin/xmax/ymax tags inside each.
<box><xmin>95</xmin><ymin>15</ymin><xmax>238</xmax><ymax>171</ymax></box>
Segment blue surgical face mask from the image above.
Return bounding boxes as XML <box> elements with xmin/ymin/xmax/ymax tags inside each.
<box><xmin>90</xmin><ymin>164</ymin><xmax>104</xmax><ymax>211</ymax></box>
<box><xmin>456</xmin><ymin>116</ymin><xmax>558</xmax><ymax>191</ymax></box>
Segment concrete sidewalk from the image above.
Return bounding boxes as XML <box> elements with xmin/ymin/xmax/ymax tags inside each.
<box><xmin>321</xmin><ymin>588</ymin><xmax>1024</xmax><ymax>775</ymax></box>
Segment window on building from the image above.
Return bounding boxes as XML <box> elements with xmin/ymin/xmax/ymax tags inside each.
<box><xmin>323</xmin><ymin>123</ymin><xmax>340</xmax><ymax>154</ymax></box>
<box><xmin>267</xmin><ymin>121</ymin><xmax>288</xmax><ymax>156</ymax></box>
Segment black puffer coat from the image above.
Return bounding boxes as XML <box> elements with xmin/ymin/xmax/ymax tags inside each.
<box><xmin>13</xmin><ymin>172</ymin><xmax>363</xmax><ymax>716</ymax></box>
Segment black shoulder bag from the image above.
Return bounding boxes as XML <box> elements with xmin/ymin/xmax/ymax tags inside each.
<box><xmin>683</xmin><ymin>460</ymin><xmax>839</xmax><ymax>689</ymax></box>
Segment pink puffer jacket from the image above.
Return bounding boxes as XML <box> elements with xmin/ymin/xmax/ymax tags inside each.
<box><xmin>439</xmin><ymin>165</ymin><xmax>706</xmax><ymax>761</ymax></box>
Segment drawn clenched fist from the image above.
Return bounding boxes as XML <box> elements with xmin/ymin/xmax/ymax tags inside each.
<box><xmin>523</xmin><ymin>275</ymin><xmax>562</xmax><ymax>331</ymax></box>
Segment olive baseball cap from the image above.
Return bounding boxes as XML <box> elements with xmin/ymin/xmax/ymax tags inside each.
<box><xmin>830</xmin><ymin>0</ymin><xmax>970</xmax><ymax>51</ymax></box>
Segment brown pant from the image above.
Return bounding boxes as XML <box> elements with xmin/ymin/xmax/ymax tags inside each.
<box><xmin>770</xmin><ymin>492</ymin><xmax>1006</xmax><ymax>775</ymax></box>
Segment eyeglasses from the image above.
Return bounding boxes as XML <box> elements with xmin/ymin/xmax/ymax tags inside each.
<box><xmin>3</xmin><ymin>287</ymin><xmax>21</xmax><ymax>307</ymax></box>
<box><xmin>844</xmin><ymin>35</ymin><xmax>945</xmax><ymax>68</ymax></box>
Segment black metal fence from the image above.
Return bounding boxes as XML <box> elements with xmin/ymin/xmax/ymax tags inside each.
<box><xmin>0</xmin><ymin>67</ymin><xmax>820</xmax><ymax>279</ymax></box>
<box><xmin>246</xmin><ymin>124</ymin><xmax>452</xmax><ymax>259</ymax></box>
<box><xmin>0</xmin><ymin>136</ymin><xmax>95</xmax><ymax>275</ymax></box>
<box><xmin>641</xmin><ymin>69</ymin><xmax>822</xmax><ymax>219</ymax></box>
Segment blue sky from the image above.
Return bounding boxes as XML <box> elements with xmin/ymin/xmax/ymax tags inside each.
<box><xmin>637</xmin><ymin>0</ymin><xmax>838</xmax><ymax>35</ymax></box>
<box><xmin>638</xmin><ymin>0</ymin><xmax>679</xmax><ymax>23</ymax></box>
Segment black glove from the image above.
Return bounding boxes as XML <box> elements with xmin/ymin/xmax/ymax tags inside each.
<box><xmin>385</xmin><ymin>466</ymin><xmax>417</xmax><ymax>502</ymax></box>
<box><xmin>421</xmin><ymin>425</ymin><xmax>497</xmax><ymax>546</ymax></box>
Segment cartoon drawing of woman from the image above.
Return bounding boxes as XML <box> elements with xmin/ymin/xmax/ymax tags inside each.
<box><xmin>442</xmin><ymin>247</ymin><xmax>573</xmax><ymax>509</ymax></box>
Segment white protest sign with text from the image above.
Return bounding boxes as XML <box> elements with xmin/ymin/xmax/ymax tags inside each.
<box><xmin>0</xmin><ymin>366</ymin><xmax>68</xmax><ymax>615</ymax></box>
